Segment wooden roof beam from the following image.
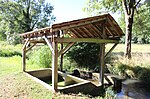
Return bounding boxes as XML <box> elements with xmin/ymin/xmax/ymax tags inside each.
<box><xmin>52</xmin><ymin>18</ymin><xmax>107</xmax><ymax>32</ymax></box>
<box><xmin>90</xmin><ymin>24</ymin><xmax>103</xmax><ymax>38</ymax></box>
<box><xmin>56</xmin><ymin>38</ymin><xmax>119</xmax><ymax>43</ymax></box>
<box><xmin>82</xmin><ymin>27</ymin><xmax>95</xmax><ymax>37</ymax></box>
<box><xmin>107</xmin><ymin>18</ymin><xmax>121</xmax><ymax>37</ymax></box>
<box><xmin>70</xmin><ymin>29</ymin><xmax>83</xmax><ymax>38</ymax></box>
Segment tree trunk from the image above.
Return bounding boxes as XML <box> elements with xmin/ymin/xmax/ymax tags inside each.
<box><xmin>123</xmin><ymin>0</ymin><xmax>135</xmax><ymax>59</ymax></box>
<box><xmin>124</xmin><ymin>14</ymin><xmax>134</xmax><ymax>59</ymax></box>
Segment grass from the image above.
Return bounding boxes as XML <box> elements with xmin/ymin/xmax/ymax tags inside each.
<box><xmin>106</xmin><ymin>44</ymin><xmax>150</xmax><ymax>53</ymax></box>
<box><xmin>0</xmin><ymin>42</ymin><xmax>150</xmax><ymax>98</ymax></box>
<box><xmin>0</xmin><ymin>56</ymin><xmax>92</xmax><ymax>98</ymax></box>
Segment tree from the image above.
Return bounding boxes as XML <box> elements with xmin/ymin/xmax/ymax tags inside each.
<box><xmin>83</xmin><ymin>0</ymin><xmax>143</xmax><ymax>59</ymax></box>
<box><xmin>119</xmin><ymin>2</ymin><xmax>150</xmax><ymax>44</ymax></box>
<box><xmin>0</xmin><ymin>0</ymin><xmax>55</xmax><ymax>44</ymax></box>
<box><xmin>67</xmin><ymin>43</ymin><xmax>100</xmax><ymax>70</ymax></box>
<box><xmin>132</xmin><ymin>3</ymin><xmax>150</xmax><ymax>44</ymax></box>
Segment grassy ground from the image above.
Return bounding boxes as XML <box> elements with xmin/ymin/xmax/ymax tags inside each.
<box><xmin>106</xmin><ymin>44</ymin><xmax>150</xmax><ymax>53</ymax></box>
<box><xmin>0</xmin><ymin>42</ymin><xmax>150</xmax><ymax>98</ymax></box>
<box><xmin>0</xmin><ymin>56</ymin><xmax>90</xmax><ymax>98</ymax></box>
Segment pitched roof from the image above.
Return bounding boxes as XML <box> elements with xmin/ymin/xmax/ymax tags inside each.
<box><xmin>20</xmin><ymin>13</ymin><xmax>124</xmax><ymax>40</ymax></box>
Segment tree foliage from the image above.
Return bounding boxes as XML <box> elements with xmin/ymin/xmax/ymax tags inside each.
<box><xmin>83</xmin><ymin>0</ymin><xmax>144</xmax><ymax>58</ymax></box>
<box><xmin>66</xmin><ymin>43</ymin><xmax>100</xmax><ymax>70</ymax></box>
<box><xmin>0</xmin><ymin>0</ymin><xmax>55</xmax><ymax>44</ymax></box>
<box><xmin>119</xmin><ymin>2</ymin><xmax>150</xmax><ymax>44</ymax></box>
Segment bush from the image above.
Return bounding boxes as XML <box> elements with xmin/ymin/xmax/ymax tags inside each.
<box><xmin>66</xmin><ymin>43</ymin><xmax>100</xmax><ymax>70</ymax></box>
<box><xmin>108</xmin><ymin>62</ymin><xmax>129</xmax><ymax>77</ymax></box>
<box><xmin>29</xmin><ymin>46</ymin><xmax>52</xmax><ymax>68</ymax></box>
<box><xmin>0</xmin><ymin>49</ymin><xmax>21</xmax><ymax>57</ymax></box>
<box><xmin>62</xmin><ymin>56</ymin><xmax>78</xmax><ymax>72</ymax></box>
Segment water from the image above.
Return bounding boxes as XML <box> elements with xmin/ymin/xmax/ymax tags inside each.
<box><xmin>117</xmin><ymin>79</ymin><xmax>150</xmax><ymax>99</ymax></box>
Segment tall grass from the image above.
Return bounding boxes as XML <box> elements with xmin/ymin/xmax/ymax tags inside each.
<box><xmin>108</xmin><ymin>53</ymin><xmax>150</xmax><ymax>82</ymax></box>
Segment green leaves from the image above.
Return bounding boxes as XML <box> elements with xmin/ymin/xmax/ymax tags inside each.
<box><xmin>83</xmin><ymin>0</ymin><xmax>122</xmax><ymax>16</ymax></box>
<box><xmin>0</xmin><ymin>0</ymin><xmax>55</xmax><ymax>44</ymax></box>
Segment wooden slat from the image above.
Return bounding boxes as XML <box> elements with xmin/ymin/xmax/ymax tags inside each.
<box><xmin>82</xmin><ymin>27</ymin><xmax>95</xmax><ymax>37</ymax></box>
<box><xmin>85</xmin><ymin>25</ymin><xmax>99</xmax><ymax>37</ymax></box>
<box><xmin>90</xmin><ymin>24</ymin><xmax>103</xmax><ymax>38</ymax></box>
<box><xmin>75</xmin><ymin>28</ymin><xmax>89</xmax><ymax>38</ymax></box>
<box><xmin>105</xmin><ymin>27</ymin><xmax>114</xmax><ymax>36</ymax></box>
<box><xmin>107</xmin><ymin>18</ymin><xmax>121</xmax><ymax>37</ymax></box>
<box><xmin>56</xmin><ymin>38</ymin><xmax>119</xmax><ymax>43</ymax></box>
<box><xmin>70</xmin><ymin>29</ymin><xmax>83</xmax><ymax>38</ymax></box>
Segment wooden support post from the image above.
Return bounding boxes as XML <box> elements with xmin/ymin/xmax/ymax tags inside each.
<box><xmin>60</xmin><ymin>43</ymin><xmax>64</xmax><ymax>71</ymax></box>
<box><xmin>99</xmin><ymin>43</ymin><xmax>105</xmax><ymax>85</ymax></box>
<box><xmin>99</xmin><ymin>21</ymin><xmax>106</xmax><ymax>85</ymax></box>
<box><xmin>22</xmin><ymin>49</ymin><xmax>26</xmax><ymax>72</ymax></box>
<box><xmin>22</xmin><ymin>38</ymin><xmax>30</xmax><ymax>72</ymax></box>
<box><xmin>52</xmin><ymin>41</ymin><xmax>58</xmax><ymax>92</ymax></box>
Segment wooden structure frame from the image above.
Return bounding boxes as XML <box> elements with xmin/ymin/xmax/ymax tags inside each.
<box><xmin>20</xmin><ymin>14</ymin><xmax>124</xmax><ymax>92</ymax></box>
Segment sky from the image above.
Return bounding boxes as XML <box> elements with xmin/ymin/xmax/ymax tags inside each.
<box><xmin>47</xmin><ymin>0</ymin><xmax>120</xmax><ymax>24</ymax></box>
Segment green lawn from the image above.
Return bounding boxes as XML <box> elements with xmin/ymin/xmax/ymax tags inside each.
<box><xmin>0</xmin><ymin>56</ymin><xmax>90</xmax><ymax>98</ymax></box>
<box><xmin>0</xmin><ymin>42</ymin><xmax>150</xmax><ymax>98</ymax></box>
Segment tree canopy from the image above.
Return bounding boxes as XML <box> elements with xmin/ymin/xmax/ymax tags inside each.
<box><xmin>83</xmin><ymin>0</ymin><xmax>149</xmax><ymax>58</ymax></box>
<box><xmin>0</xmin><ymin>0</ymin><xmax>55</xmax><ymax>44</ymax></box>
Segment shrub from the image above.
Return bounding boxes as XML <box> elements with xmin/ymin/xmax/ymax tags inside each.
<box><xmin>62</xmin><ymin>56</ymin><xmax>78</xmax><ymax>72</ymax></box>
<box><xmin>29</xmin><ymin>46</ymin><xmax>52</xmax><ymax>68</ymax></box>
<box><xmin>108</xmin><ymin>62</ymin><xmax>129</xmax><ymax>77</ymax></box>
<box><xmin>66</xmin><ymin>43</ymin><xmax>100</xmax><ymax>70</ymax></box>
<box><xmin>0</xmin><ymin>49</ymin><xmax>21</xmax><ymax>57</ymax></box>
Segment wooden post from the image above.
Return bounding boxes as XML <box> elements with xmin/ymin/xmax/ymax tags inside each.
<box><xmin>60</xmin><ymin>43</ymin><xmax>64</xmax><ymax>71</ymax></box>
<box><xmin>22</xmin><ymin>49</ymin><xmax>26</xmax><ymax>72</ymax></box>
<box><xmin>52</xmin><ymin>40</ymin><xmax>58</xmax><ymax>92</ymax></box>
<box><xmin>22</xmin><ymin>38</ymin><xmax>30</xmax><ymax>72</ymax></box>
<box><xmin>99</xmin><ymin>43</ymin><xmax>105</xmax><ymax>85</ymax></box>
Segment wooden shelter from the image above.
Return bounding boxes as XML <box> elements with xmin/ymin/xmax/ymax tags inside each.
<box><xmin>20</xmin><ymin>13</ymin><xmax>124</xmax><ymax>92</ymax></box>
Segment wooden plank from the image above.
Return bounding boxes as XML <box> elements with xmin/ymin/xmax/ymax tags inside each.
<box><xmin>58</xmin><ymin>42</ymin><xmax>75</xmax><ymax>57</ymax></box>
<box><xmin>107</xmin><ymin>18</ymin><xmax>121</xmax><ymax>37</ymax></box>
<box><xmin>70</xmin><ymin>29</ymin><xmax>83</xmax><ymax>38</ymax></box>
<box><xmin>75</xmin><ymin>28</ymin><xmax>89</xmax><ymax>38</ymax></box>
<box><xmin>104</xmin><ymin>43</ymin><xmax>118</xmax><ymax>59</ymax></box>
<box><xmin>52</xmin><ymin>41</ymin><xmax>58</xmax><ymax>92</ymax></box>
<box><xmin>43</xmin><ymin>36</ymin><xmax>54</xmax><ymax>54</ymax></box>
<box><xmin>82</xmin><ymin>27</ymin><xmax>95</xmax><ymax>37</ymax></box>
<box><xmin>90</xmin><ymin>24</ymin><xmax>103</xmax><ymax>37</ymax></box>
<box><xmin>56</xmin><ymin>38</ymin><xmax>119</xmax><ymax>43</ymax></box>
<box><xmin>105</xmin><ymin>27</ymin><xmax>114</xmax><ymax>36</ymax></box>
<box><xmin>82</xmin><ymin>26</ymin><xmax>98</xmax><ymax>37</ymax></box>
